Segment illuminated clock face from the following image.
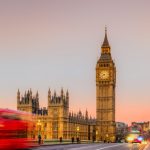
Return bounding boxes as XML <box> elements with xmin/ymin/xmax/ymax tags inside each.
<box><xmin>99</xmin><ymin>70</ymin><xmax>109</xmax><ymax>79</ymax></box>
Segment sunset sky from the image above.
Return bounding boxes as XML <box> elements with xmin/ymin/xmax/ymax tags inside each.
<box><xmin>0</xmin><ymin>0</ymin><xmax>150</xmax><ymax>124</ymax></box>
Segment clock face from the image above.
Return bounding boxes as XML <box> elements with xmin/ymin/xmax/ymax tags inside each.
<box><xmin>99</xmin><ymin>70</ymin><xmax>109</xmax><ymax>79</ymax></box>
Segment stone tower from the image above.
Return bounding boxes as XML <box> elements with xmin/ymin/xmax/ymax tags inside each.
<box><xmin>96</xmin><ymin>28</ymin><xmax>116</xmax><ymax>142</ymax></box>
<box><xmin>17</xmin><ymin>89</ymin><xmax>39</xmax><ymax>113</ymax></box>
<box><xmin>48</xmin><ymin>88</ymin><xmax>69</xmax><ymax>139</ymax></box>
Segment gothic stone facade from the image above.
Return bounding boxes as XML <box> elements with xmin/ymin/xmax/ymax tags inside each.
<box><xmin>96</xmin><ymin>29</ymin><xmax>116</xmax><ymax>142</ymax></box>
<box><xmin>17</xmin><ymin>29</ymin><xmax>116</xmax><ymax>142</ymax></box>
<box><xmin>17</xmin><ymin>89</ymin><xmax>95</xmax><ymax>140</ymax></box>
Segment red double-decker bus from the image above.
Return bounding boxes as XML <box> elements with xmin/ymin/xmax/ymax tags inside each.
<box><xmin>0</xmin><ymin>108</ymin><xmax>36</xmax><ymax>150</ymax></box>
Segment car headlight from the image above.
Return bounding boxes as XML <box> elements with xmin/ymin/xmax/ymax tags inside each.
<box><xmin>127</xmin><ymin>137</ymin><xmax>134</xmax><ymax>141</ymax></box>
<box><xmin>142</xmin><ymin>141</ymin><xmax>147</xmax><ymax>144</ymax></box>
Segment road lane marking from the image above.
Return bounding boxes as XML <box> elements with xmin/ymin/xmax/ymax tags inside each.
<box><xmin>69</xmin><ymin>144</ymin><xmax>125</xmax><ymax>150</ymax></box>
<box><xmin>36</xmin><ymin>144</ymin><xmax>105</xmax><ymax>150</ymax></box>
<box><xmin>69</xmin><ymin>144</ymin><xmax>105</xmax><ymax>150</ymax></box>
<box><xmin>143</xmin><ymin>143</ymin><xmax>150</xmax><ymax>150</ymax></box>
<box><xmin>96</xmin><ymin>144</ymin><xmax>125</xmax><ymax>150</ymax></box>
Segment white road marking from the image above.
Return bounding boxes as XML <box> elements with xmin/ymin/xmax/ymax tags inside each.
<box><xmin>143</xmin><ymin>143</ymin><xmax>150</xmax><ymax>150</ymax></box>
<box><xmin>96</xmin><ymin>144</ymin><xmax>125</xmax><ymax>150</ymax></box>
<box><xmin>69</xmin><ymin>144</ymin><xmax>104</xmax><ymax>150</ymax></box>
<box><xmin>69</xmin><ymin>144</ymin><xmax>125</xmax><ymax>150</ymax></box>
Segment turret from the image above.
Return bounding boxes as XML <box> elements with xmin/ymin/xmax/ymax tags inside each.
<box><xmin>85</xmin><ymin>109</ymin><xmax>88</xmax><ymax>120</ymax></box>
<box><xmin>23</xmin><ymin>91</ymin><xmax>26</xmax><ymax>104</ymax></box>
<box><xmin>24</xmin><ymin>91</ymin><xmax>26</xmax><ymax>98</ymax></box>
<box><xmin>29</xmin><ymin>88</ymin><xmax>32</xmax><ymax>97</ymax></box>
<box><xmin>29</xmin><ymin>89</ymin><xmax>32</xmax><ymax>104</ymax></box>
<box><xmin>17</xmin><ymin>89</ymin><xmax>40</xmax><ymax>114</ymax></box>
<box><xmin>48</xmin><ymin>88</ymin><xmax>51</xmax><ymax>105</ymax></box>
<box><xmin>54</xmin><ymin>90</ymin><xmax>56</xmax><ymax>98</ymax></box>
<box><xmin>61</xmin><ymin>88</ymin><xmax>64</xmax><ymax>99</ymax></box>
<box><xmin>17</xmin><ymin>89</ymin><xmax>20</xmax><ymax>104</ymax></box>
<box><xmin>36</xmin><ymin>91</ymin><xmax>39</xmax><ymax>99</ymax></box>
<box><xmin>66</xmin><ymin>90</ymin><xmax>69</xmax><ymax>106</ymax></box>
<box><xmin>78</xmin><ymin>110</ymin><xmax>82</xmax><ymax>118</ymax></box>
<box><xmin>35</xmin><ymin>91</ymin><xmax>39</xmax><ymax>110</ymax></box>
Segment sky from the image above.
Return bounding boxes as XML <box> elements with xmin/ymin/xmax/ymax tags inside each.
<box><xmin>0</xmin><ymin>0</ymin><xmax>150</xmax><ymax>125</ymax></box>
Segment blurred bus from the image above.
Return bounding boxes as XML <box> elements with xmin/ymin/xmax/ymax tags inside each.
<box><xmin>0</xmin><ymin>108</ymin><xmax>37</xmax><ymax>150</ymax></box>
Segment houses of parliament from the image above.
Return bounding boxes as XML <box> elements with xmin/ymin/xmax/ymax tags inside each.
<box><xmin>17</xmin><ymin>29</ymin><xmax>116</xmax><ymax>142</ymax></box>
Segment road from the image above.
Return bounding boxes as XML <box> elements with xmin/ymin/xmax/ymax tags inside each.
<box><xmin>32</xmin><ymin>143</ymin><xmax>150</xmax><ymax>150</ymax></box>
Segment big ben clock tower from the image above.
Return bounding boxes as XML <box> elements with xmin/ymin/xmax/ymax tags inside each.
<box><xmin>96</xmin><ymin>28</ymin><xmax>116</xmax><ymax>142</ymax></box>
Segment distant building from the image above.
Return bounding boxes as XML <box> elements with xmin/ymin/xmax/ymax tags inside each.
<box><xmin>116</xmin><ymin>122</ymin><xmax>128</xmax><ymax>140</ymax></box>
<box><xmin>131</xmin><ymin>122</ymin><xmax>150</xmax><ymax>133</ymax></box>
<box><xmin>17</xmin><ymin>89</ymin><xmax>95</xmax><ymax>140</ymax></box>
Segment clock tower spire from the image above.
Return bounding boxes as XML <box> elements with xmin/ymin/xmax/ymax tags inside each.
<box><xmin>102</xmin><ymin>27</ymin><xmax>110</xmax><ymax>47</ymax></box>
<box><xmin>96</xmin><ymin>29</ymin><xmax>116</xmax><ymax>142</ymax></box>
<box><xmin>101</xmin><ymin>27</ymin><xmax>111</xmax><ymax>54</ymax></box>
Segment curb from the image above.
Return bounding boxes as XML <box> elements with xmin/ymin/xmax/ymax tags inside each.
<box><xmin>40</xmin><ymin>142</ymin><xmax>102</xmax><ymax>147</ymax></box>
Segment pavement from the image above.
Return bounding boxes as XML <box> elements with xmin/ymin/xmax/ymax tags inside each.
<box><xmin>31</xmin><ymin>142</ymin><xmax>150</xmax><ymax>150</ymax></box>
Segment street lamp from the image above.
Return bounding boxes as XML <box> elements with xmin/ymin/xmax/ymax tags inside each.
<box><xmin>96</xmin><ymin>130</ymin><xmax>98</xmax><ymax>141</ymax></box>
<box><xmin>77</xmin><ymin>126</ymin><xmax>80</xmax><ymax>132</ymax></box>
<box><xmin>37</xmin><ymin>120</ymin><xmax>42</xmax><ymax>144</ymax></box>
<box><xmin>76</xmin><ymin>126</ymin><xmax>80</xmax><ymax>136</ymax></box>
<box><xmin>76</xmin><ymin>126</ymin><xmax>80</xmax><ymax>143</ymax></box>
<box><xmin>37</xmin><ymin>120</ymin><xmax>41</xmax><ymax>136</ymax></box>
<box><xmin>105</xmin><ymin>134</ymin><xmax>109</xmax><ymax>142</ymax></box>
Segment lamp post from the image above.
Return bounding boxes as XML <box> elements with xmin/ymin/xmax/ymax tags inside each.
<box><xmin>105</xmin><ymin>134</ymin><xmax>109</xmax><ymax>142</ymax></box>
<box><xmin>76</xmin><ymin>126</ymin><xmax>80</xmax><ymax>143</ymax></box>
<box><xmin>77</xmin><ymin>126</ymin><xmax>79</xmax><ymax>136</ymax></box>
<box><xmin>37</xmin><ymin>120</ymin><xmax>42</xmax><ymax>144</ymax></box>
<box><xmin>37</xmin><ymin>120</ymin><xmax>41</xmax><ymax>136</ymax></box>
<box><xmin>96</xmin><ymin>130</ymin><xmax>98</xmax><ymax>141</ymax></box>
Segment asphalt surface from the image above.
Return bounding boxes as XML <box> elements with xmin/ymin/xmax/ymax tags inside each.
<box><xmin>32</xmin><ymin>143</ymin><xmax>150</xmax><ymax>150</ymax></box>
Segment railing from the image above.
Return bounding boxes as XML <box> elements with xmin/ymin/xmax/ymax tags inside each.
<box><xmin>32</xmin><ymin>139</ymin><xmax>101</xmax><ymax>145</ymax></box>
